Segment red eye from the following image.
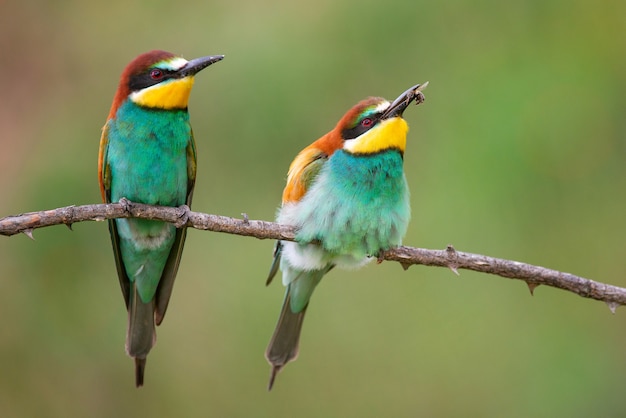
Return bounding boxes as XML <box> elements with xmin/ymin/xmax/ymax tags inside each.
<box><xmin>361</xmin><ymin>117</ymin><xmax>373</xmax><ymax>127</ymax></box>
<box><xmin>150</xmin><ymin>69</ymin><xmax>163</xmax><ymax>80</ymax></box>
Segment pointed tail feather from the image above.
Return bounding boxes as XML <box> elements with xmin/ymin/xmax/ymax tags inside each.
<box><xmin>126</xmin><ymin>283</ymin><xmax>156</xmax><ymax>387</ymax></box>
<box><xmin>155</xmin><ymin>228</ymin><xmax>187</xmax><ymax>325</ymax></box>
<box><xmin>265</xmin><ymin>289</ymin><xmax>307</xmax><ymax>390</ymax></box>
<box><xmin>135</xmin><ymin>358</ymin><xmax>146</xmax><ymax>387</ymax></box>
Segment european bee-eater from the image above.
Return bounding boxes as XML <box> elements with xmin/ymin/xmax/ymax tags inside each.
<box><xmin>98</xmin><ymin>50</ymin><xmax>223</xmax><ymax>386</ymax></box>
<box><xmin>265</xmin><ymin>83</ymin><xmax>428</xmax><ymax>389</ymax></box>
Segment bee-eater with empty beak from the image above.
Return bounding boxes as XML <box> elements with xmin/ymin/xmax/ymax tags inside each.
<box><xmin>265</xmin><ymin>83</ymin><xmax>428</xmax><ymax>390</ymax></box>
<box><xmin>98</xmin><ymin>50</ymin><xmax>223</xmax><ymax>386</ymax></box>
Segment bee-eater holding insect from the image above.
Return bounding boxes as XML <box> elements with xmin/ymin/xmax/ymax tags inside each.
<box><xmin>98</xmin><ymin>50</ymin><xmax>223</xmax><ymax>386</ymax></box>
<box><xmin>265</xmin><ymin>83</ymin><xmax>428</xmax><ymax>390</ymax></box>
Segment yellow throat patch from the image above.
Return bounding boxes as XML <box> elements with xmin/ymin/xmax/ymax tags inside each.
<box><xmin>343</xmin><ymin>117</ymin><xmax>409</xmax><ymax>154</ymax></box>
<box><xmin>130</xmin><ymin>76</ymin><xmax>195</xmax><ymax>110</ymax></box>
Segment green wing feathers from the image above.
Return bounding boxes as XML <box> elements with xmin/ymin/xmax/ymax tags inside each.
<box><xmin>153</xmin><ymin>137</ymin><xmax>196</xmax><ymax>324</ymax></box>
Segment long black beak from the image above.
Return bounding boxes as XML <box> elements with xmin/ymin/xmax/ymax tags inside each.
<box><xmin>381</xmin><ymin>82</ymin><xmax>429</xmax><ymax>120</ymax></box>
<box><xmin>180</xmin><ymin>55</ymin><xmax>225</xmax><ymax>77</ymax></box>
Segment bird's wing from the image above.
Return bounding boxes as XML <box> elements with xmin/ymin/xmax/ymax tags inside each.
<box><xmin>266</xmin><ymin>241</ymin><xmax>283</xmax><ymax>286</ymax></box>
<box><xmin>185</xmin><ymin>128</ymin><xmax>198</xmax><ymax>204</ymax></box>
<box><xmin>98</xmin><ymin>123</ymin><xmax>111</xmax><ymax>203</ymax></box>
<box><xmin>282</xmin><ymin>145</ymin><xmax>327</xmax><ymax>204</ymax></box>
<box><xmin>99</xmin><ymin>122</ymin><xmax>132</xmax><ymax>306</ymax></box>
<box><xmin>154</xmin><ymin>131</ymin><xmax>197</xmax><ymax>325</ymax></box>
<box><xmin>266</xmin><ymin>145</ymin><xmax>328</xmax><ymax>286</ymax></box>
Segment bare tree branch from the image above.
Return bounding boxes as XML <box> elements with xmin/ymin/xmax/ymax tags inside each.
<box><xmin>1</xmin><ymin>200</ymin><xmax>624</xmax><ymax>309</ymax></box>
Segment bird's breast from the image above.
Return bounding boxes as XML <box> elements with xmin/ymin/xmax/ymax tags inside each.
<box><xmin>279</xmin><ymin>150</ymin><xmax>411</xmax><ymax>264</ymax></box>
<box><xmin>107</xmin><ymin>103</ymin><xmax>192</xmax><ymax>206</ymax></box>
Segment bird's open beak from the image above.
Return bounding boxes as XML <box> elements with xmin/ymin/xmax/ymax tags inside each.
<box><xmin>180</xmin><ymin>55</ymin><xmax>225</xmax><ymax>77</ymax></box>
<box><xmin>381</xmin><ymin>82</ymin><xmax>429</xmax><ymax>120</ymax></box>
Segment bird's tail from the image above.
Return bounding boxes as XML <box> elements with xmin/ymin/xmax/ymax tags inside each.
<box><xmin>126</xmin><ymin>282</ymin><xmax>156</xmax><ymax>387</ymax></box>
<box><xmin>265</xmin><ymin>288</ymin><xmax>307</xmax><ymax>391</ymax></box>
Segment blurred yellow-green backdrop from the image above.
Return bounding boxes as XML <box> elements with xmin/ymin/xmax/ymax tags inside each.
<box><xmin>1</xmin><ymin>0</ymin><xmax>625</xmax><ymax>416</ymax></box>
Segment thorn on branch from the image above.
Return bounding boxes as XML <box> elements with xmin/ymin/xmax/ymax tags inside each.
<box><xmin>23</xmin><ymin>228</ymin><xmax>35</xmax><ymax>240</ymax></box>
<box><xmin>241</xmin><ymin>213</ymin><xmax>250</xmax><ymax>225</ymax></box>
<box><xmin>63</xmin><ymin>205</ymin><xmax>77</xmax><ymax>228</ymax></box>
<box><xmin>606</xmin><ymin>301</ymin><xmax>620</xmax><ymax>314</ymax></box>
<box><xmin>400</xmin><ymin>262</ymin><xmax>411</xmax><ymax>271</ymax></box>
<box><xmin>446</xmin><ymin>244</ymin><xmax>460</xmax><ymax>276</ymax></box>
<box><xmin>526</xmin><ymin>281</ymin><xmax>540</xmax><ymax>296</ymax></box>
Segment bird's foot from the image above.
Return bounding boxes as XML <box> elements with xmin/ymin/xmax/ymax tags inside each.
<box><xmin>175</xmin><ymin>204</ymin><xmax>191</xmax><ymax>228</ymax></box>
<box><xmin>118</xmin><ymin>197</ymin><xmax>133</xmax><ymax>213</ymax></box>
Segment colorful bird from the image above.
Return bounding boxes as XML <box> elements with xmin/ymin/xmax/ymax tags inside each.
<box><xmin>265</xmin><ymin>83</ymin><xmax>428</xmax><ymax>390</ymax></box>
<box><xmin>98</xmin><ymin>50</ymin><xmax>223</xmax><ymax>386</ymax></box>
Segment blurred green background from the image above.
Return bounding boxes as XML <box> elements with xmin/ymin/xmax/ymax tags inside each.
<box><xmin>1</xmin><ymin>0</ymin><xmax>625</xmax><ymax>416</ymax></box>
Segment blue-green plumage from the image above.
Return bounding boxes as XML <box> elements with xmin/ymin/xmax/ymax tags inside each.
<box><xmin>266</xmin><ymin>149</ymin><xmax>411</xmax><ymax>388</ymax></box>
<box><xmin>107</xmin><ymin>103</ymin><xmax>191</xmax><ymax>206</ymax></box>
<box><xmin>293</xmin><ymin>150</ymin><xmax>410</xmax><ymax>258</ymax></box>
<box><xmin>276</xmin><ymin>150</ymin><xmax>409</xmax><ymax>315</ymax></box>
<box><xmin>106</xmin><ymin>102</ymin><xmax>193</xmax><ymax>303</ymax></box>
<box><xmin>102</xmin><ymin>99</ymin><xmax>195</xmax><ymax>387</ymax></box>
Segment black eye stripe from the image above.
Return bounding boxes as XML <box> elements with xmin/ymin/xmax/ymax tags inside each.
<box><xmin>341</xmin><ymin>114</ymin><xmax>380</xmax><ymax>140</ymax></box>
<box><xmin>128</xmin><ymin>69</ymin><xmax>177</xmax><ymax>92</ymax></box>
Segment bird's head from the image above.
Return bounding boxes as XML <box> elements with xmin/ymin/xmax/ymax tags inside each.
<box><xmin>334</xmin><ymin>83</ymin><xmax>428</xmax><ymax>156</ymax></box>
<box><xmin>107</xmin><ymin>50</ymin><xmax>224</xmax><ymax>119</ymax></box>
<box><xmin>282</xmin><ymin>84</ymin><xmax>428</xmax><ymax>203</ymax></box>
